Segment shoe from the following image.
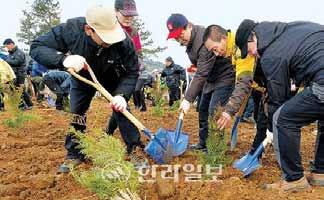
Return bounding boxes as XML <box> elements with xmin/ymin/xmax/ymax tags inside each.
<box><xmin>189</xmin><ymin>143</ymin><xmax>207</xmax><ymax>153</ymax></box>
<box><xmin>58</xmin><ymin>159</ymin><xmax>83</xmax><ymax>173</ymax></box>
<box><xmin>19</xmin><ymin>105</ymin><xmax>33</xmax><ymax>111</ymax></box>
<box><xmin>263</xmin><ymin>176</ymin><xmax>311</xmax><ymax>192</ymax></box>
<box><xmin>306</xmin><ymin>173</ymin><xmax>324</xmax><ymax>186</ymax></box>
<box><xmin>105</xmin><ymin>129</ymin><xmax>114</xmax><ymax>136</ymax></box>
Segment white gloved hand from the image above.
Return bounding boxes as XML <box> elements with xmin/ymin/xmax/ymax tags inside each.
<box><xmin>63</xmin><ymin>55</ymin><xmax>86</xmax><ymax>72</ymax></box>
<box><xmin>180</xmin><ymin>99</ymin><xmax>190</xmax><ymax>114</ymax></box>
<box><xmin>265</xmin><ymin>129</ymin><xmax>273</xmax><ymax>144</ymax></box>
<box><xmin>111</xmin><ymin>95</ymin><xmax>127</xmax><ymax>112</ymax></box>
<box><xmin>291</xmin><ymin>84</ymin><xmax>297</xmax><ymax>92</ymax></box>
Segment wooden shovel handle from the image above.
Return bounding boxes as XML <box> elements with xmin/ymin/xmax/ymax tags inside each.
<box><xmin>236</xmin><ymin>89</ymin><xmax>252</xmax><ymax>117</ymax></box>
<box><xmin>67</xmin><ymin>68</ymin><xmax>146</xmax><ymax>131</ymax></box>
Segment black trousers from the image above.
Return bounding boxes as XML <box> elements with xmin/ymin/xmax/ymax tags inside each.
<box><xmin>273</xmin><ymin>84</ymin><xmax>324</xmax><ymax>181</ymax></box>
<box><xmin>14</xmin><ymin>76</ymin><xmax>33</xmax><ymax>107</ymax></box>
<box><xmin>250</xmin><ymin>90</ymin><xmax>268</xmax><ymax>155</ymax></box>
<box><xmin>43</xmin><ymin>76</ymin><xmax>66</xmax><ymax>110</ymax></box>
<box><xmin>168</xmin><ymin>87</ymin><xmax>180</xmax><ymax>106</ymax></box>
<box><xmin>65</xmin><ymin>78</ymin><xmax>141</xmax><ymax>159</ymax></box>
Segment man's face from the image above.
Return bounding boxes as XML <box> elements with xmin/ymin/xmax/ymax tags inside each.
<box><xmin>204</xmin><ymin>37</ymin><xmax>227</xmax><ymax>57</ymax></box>
<box><xmin>174</xmin><ymin>25</ymin><xmax>192</xmax><ymax>46</ymax></box>
<box><xmin>247</xmin><ymin>34</ymin><xmax>258</xmax><ymax>57</ymax></box>
<box><xmin>116</xmin><ymin>11</ymin><xmax>134</xmax><ymax>27</ymax></box>
<box><xmin>165</xmin><ymin>60</ymin><xmax>172</xmax><ymax>67</ymax></box>
<box><xmin>5</xmin><ymin>43</ymin><xmax>15</xmax><ymax>52</ymax></box>
<box><xmin>85</xmin><ymin>25</ymin><xmax>111</xmax><ymax>48</ymax></box>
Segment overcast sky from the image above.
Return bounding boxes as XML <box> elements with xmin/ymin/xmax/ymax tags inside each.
<box><xmin>1</xmin><ymin>0</ymin><xmax>324</xmax><ymax>67</ymax></box>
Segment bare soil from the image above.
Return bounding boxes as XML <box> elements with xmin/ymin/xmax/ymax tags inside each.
<box><xmin>0</xmin><ymin>98</ymin><xmax>323</xmax><ymax>200</ymax></box>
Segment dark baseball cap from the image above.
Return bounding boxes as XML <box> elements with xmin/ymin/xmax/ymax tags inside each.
<box><xmin>235</xmin><ymin>19</ymin><xmax>258</xmax><ymax>59</ymax></box>
<box><xmin>115</xmin><ymin>0</ymin><xmax>138</xmax><ymax>16</ymax></box>
<box><xmin>166</xmin><ymin>14</ymin><xmax>188</xmax><ymax>40</ymax></box>
<box><xmin>3</xmin><ymin>38</ymin><xmax>14</xmax><ymax>45</ymax></box>
<box><xmin>165</xmin><ymin>56</ymin><xmax>173</xmax><ymax>62</ymax></box>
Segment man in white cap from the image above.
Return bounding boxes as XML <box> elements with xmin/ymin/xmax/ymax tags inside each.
<box><xmin>30</xmin><ymin>5</ymin><xmax>144</xmax><ymax>172</ymax></box>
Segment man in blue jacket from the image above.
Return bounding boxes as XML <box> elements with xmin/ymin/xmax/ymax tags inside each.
<box><xmin>229</xmin><ymin>19</ymin><xmax>324</xmax><ymax>192</ymax></box>
<box><xmin>43</xmin><ymin>70</ymin><xmax>71</xmax><ymax>111</ymax></box>
<box><xmin>30</xmin><ymin>5</ymin><xmax>144</xmax><ymax>172</ymax></box>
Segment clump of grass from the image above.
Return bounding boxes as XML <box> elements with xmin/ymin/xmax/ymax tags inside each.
<box><xmin>71</xmin><ymin>128</ymin><xmax>140</xmax><ymax>200</ymax></box>
<box><xmin>2</xmin><ymin>84</ymin><xmax>40</xmax><ymax>128</ymax></box>
<box><xmin>169</xmin><ymin>100</ymin><xmax>180</xmax><ymax>111</ymax></box>
<box><xmin>152</xmin><ymin>97</ymin><xmax>165</xmax><ymax>117</ymax></box>
<box><xmin>62</xmin><ymin>96</ymin><xmax>70</xmax><ymax>112</ymax></box>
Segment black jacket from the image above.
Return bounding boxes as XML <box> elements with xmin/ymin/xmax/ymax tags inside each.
<box><xmin>161</xmin><ymin>62</ymin><xmax>185</xmax><ymax>88</ymax></box>
<box><xmin>254</xmin><ymin>21</ymin><xmax>324</xmax><ymax>130</ymax></box>
<box><xmin>30</xmin><ymin>17</ymin><xmax>139</xmax><ymax>99</ymax></box>
<box><xmin>5</xmin><ymin>46</ymin><xmax>26</xmax><ymax>78</ymax></box>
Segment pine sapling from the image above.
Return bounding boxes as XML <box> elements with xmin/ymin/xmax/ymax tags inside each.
<box><xmin>70</xmin><ymin>128</ymin><xmax>141</xmax><ymax>200</ymax></box>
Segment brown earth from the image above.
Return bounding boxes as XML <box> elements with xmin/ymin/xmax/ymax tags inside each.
<box><xmin>0</xmin><ymin>98</ymin><xmax>323</xmax><ymax>200</ymax></box>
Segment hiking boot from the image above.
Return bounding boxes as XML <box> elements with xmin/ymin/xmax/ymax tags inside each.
<box><xmin>263</xmin><ymin>176</ymin><xmax>311</xmax><ymax>192</ymax></box>
<box><xmin>58</xmin><ymin>159</ymin><xmax>83</xmax><ymax>173</ymax></box>
<box><xmin>189</xmin><ymin>143</ymin><xmax>207</xmax><ymax>153</ymax></box>
<box><xmin>306</xmin><ymin>173</ymin><xmax>324</xmax><ymax>186</ymax></box>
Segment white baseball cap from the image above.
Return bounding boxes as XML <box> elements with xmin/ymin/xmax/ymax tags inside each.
<box><xmin>86</xmin><ymin>5</ymin><xmax>126</xmax><ymax>44</ymax></box>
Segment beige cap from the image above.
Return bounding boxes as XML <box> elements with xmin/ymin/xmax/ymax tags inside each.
<box><xmin>86</xmin><ymin>5</ymin><xmax>126</xmax><ymax>44</ymax></box>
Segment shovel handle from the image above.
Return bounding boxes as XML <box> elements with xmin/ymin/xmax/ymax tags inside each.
<box><xmin>236</xmin><ymin>89</ymin><xmax>252</xmax><ymax>117</ymax></box>
<box><xmin>67</xmin><ymin>68</ymin><xmax>147</xmax><ymax>132</ymax></box>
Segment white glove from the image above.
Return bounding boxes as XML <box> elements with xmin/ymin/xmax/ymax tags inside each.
<box><xmin>291</xmin><ymin>84</ymin><xmax>297</xmax><ymax>92</ymax></box>
<box><xmin>180</xmin><ymin>99</ymin><xmax>190</xmax><ymax>114</ymax></box>
<box><xmin>111</xmin><ymin>95</ymin><xmax>127</xmax><ymax>112</ymax></box>
<box><xmin>63</xmin><ymin>55</ymin><xmax>86</xmax><ymax>72</ymax></box>
<box><xmin>265</xmin><ymin>129</ymin><xmax>273</xmax><ymax>144</ymax></box>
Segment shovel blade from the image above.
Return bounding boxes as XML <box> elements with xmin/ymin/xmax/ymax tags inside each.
<box><xmin>234</xmin><ymin>144</ymin><xmax>265</xmax><ymax>176</ymax></box>
<box><xmin>234</xmin><ymin>153</ymin><xmax>261</xmax><ymax>176</ymax></box>
<box><xmin>144</xmin><ymin>128</ymin><xmax>173</xmax><ymax>164</ymax></box>
<box><xmin>233</xmin><ymin>152</ymin><xmax>254</xmax><ymax>171</ymax></box>
<box><xmin>167</xmin><ymin>130</ymin><xmax>189</xmax><ymax>156</ymax></box>
<box><xmin>241</xmin><ymin>157</ymin><xmax>261</xmax><ymax>177</ymax></box>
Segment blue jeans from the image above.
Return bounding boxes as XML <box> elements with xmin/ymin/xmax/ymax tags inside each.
<box><xmin>273</xmin><ymin>84</ymin><xmax>324</xmax><ymax>181</ymax></box>
<box><xmin>198</xmin><ymin>85</ymin><xmax>233</xmax><ymax>146</ymax></box>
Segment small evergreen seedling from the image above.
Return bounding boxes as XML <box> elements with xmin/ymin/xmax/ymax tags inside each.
<box><xmin>199</xmin><ymin>115</ymin><xmax>232</xmax><ymax>168</ymax></box>
<box><xmin>71</xmin><ymin>128</ymin><xmax>141</xmax><ymax>200</ymax></box>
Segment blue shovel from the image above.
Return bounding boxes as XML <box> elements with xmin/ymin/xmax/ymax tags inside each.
<box><xmin>233</xmin><ymin>130</ymin><xmax>273</xmax><ymax>176</ymax></box>
<box><xmin>169</xmin><ymin>111</ymin><xmax>189</xmax><ymax>156</ymax></box>
<box><xmin>68</xmin><ymin>66</ymin><xmax>174</xmax><ymax>164</ymax></box>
